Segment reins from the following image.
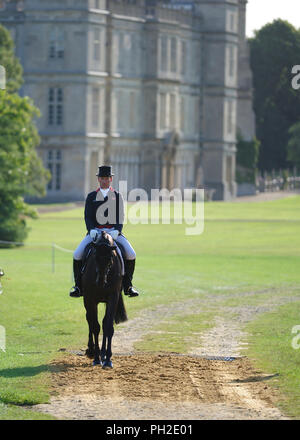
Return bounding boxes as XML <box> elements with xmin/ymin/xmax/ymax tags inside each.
<box><xmin>94</xmin><ymin>244</ymin><xmax>117</xmax><ymax>288</ymax></box>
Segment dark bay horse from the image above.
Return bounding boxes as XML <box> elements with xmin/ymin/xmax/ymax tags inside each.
<box><xmin>81</xmin><ymin>231</ymin><xmax>127</xmax><ymax>368</ymax></box>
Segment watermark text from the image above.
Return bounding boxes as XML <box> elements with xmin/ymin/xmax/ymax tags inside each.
<box><xmin>291</xmin><ymin>65</ymin><xmax>300</xmax><ymax>90</ymax></box>
<box><xmin>96</xmin><ymin>181</ymin><xmax>204</xmax><ymax>236</ymax></box>
<box><xmin>0</xmin><ymin>326</ymin><xmax>6</xmax><ymax>353</ymax></box>
<box><xmin>291</xmin><ymin>325</ymin><xmax>300</xmax><ymax>349</ymax></box>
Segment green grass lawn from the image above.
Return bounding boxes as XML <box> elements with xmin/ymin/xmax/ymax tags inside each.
<box><xmin>245</xmin><ymin>302</ymin><xmax>300</xmax><ymax>419</ymax></box>
<box><xmin>0</xmin><ymin>195</ymin><xmax>300</xmax><ymax>419</ymax></box>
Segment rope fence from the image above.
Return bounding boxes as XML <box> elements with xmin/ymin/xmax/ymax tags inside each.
<box><xmin>0</xmin><ymin>240</ymin><xmax>75</xmax><ymax>281</ymax></box>
<box><xmin>52</xmin><ymin>243</ymin><xmax>73</xmax><ymax>276</ymax></box>
<box><xmin>0</xmin><ymin>239</ymin><xmax>26</xmax><ymax>246</ymax></box>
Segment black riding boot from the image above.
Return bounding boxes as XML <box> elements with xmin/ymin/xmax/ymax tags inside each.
<box><xmin>69</xmin><ymin>259</ymin><xmax>83</xmax><ymax>298</ymax></box>
<box><xmin>123</xmin><ymin>259</ymin><xmax>139</xmax><ymax>297</ymax></box>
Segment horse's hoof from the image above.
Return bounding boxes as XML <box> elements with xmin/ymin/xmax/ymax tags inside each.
<box><xmin>85</xmin><ymin>349</ymin><xmax>95</xmax><ymax>359</ymax></box>
<box><xmin>102</xmin><ymin>360</ymin><xmax>113</xmax><ymax>369</ymax></box>
<box><xmin>93</xmin><ymin>359</ymin><xmax>102</xmax><ymax>366</ymax></box>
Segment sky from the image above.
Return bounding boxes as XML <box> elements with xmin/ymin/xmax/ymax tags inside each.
<box><xmin>246</xmin><ymin>0</ymin><xmax>300</xmax><ymax>37</ymax></box>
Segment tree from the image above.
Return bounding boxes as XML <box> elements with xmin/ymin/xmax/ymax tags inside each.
<box><xmin>287</xmin><ymin>121</ymin><xmax>300</xmax><ymax>170</ymax></box>
<box><xmin>0</xmin><ymin>25</ymin><xmax>49</xmax><ymax>246</ymax></box>
<box><xmin>236</xmin><ymin>131</ymin><xmax>260</xmax><ymax>184</ymax></box>
<box><xmin>0</xmin><ymin>25</ymin><xmax>23</xmax><ymax>93</ymax></box>
<box><xmin>249</xmin><ymin>19</ymin><xmax>300</xmax><ymax>171</ymax></box>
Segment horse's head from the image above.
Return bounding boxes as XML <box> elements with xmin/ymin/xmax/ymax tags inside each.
<box><xmin>93</xmin><ymin>230</ymin><xmax>117</xmax><ymax>253</ymax></box>
<box><xmin>92</xmin><ymin>231</ymin><xmax>117</xmax><ymax>285</ymax></box>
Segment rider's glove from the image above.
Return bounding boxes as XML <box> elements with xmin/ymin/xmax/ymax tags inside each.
<box><xmin>108</xmin><ymin>230</ymin><xmax>119</xmax><ymax>241</ymax></box>
<box><xmin>90</xmin><ymin>229</ymin><xmax>99</xmax><ymax>241</ymax></box>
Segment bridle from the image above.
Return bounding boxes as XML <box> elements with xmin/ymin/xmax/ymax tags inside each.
<box><xmin>93</xmin><ymin>232</ymin><xmax>117</xmax><ymax>287</ymax></box>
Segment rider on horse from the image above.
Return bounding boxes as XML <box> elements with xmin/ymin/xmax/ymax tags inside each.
<box><xmin>69</xmin><ymin>165</ymin><xmax>139</xmax><ymax>299</ymax></box>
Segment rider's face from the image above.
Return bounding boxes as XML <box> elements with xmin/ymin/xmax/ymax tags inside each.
<box><xmin>98</xmin><ymin>176</ymin><xmax>112</xmax><ymax>189</ymax></box>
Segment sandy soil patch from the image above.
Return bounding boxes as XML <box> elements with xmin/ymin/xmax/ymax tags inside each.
<box><xmin>32</xmin><ymin>292</ymin><xmax>299</xmax><ymax>420</ymax></box>
<box><xmin>34</xmin><ymin>352</ymin><xmax>286</xmax><ymax>420</ymax></box>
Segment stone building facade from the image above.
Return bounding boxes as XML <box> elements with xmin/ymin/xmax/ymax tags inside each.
<box><xmin>0</xmin><ymin>0</ymin><xmax>255</xmax><ymax>200</ymax></box>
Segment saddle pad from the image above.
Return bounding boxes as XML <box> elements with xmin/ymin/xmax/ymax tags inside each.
<box><xmin>115</xmin><ymin>245</ymin><xmax>125</xmax><ymax>276</ymax></box>
<box><xmin>81</xmin><ymin>243</ymin><xmax>93</xmax><ymax>274</ymax></box>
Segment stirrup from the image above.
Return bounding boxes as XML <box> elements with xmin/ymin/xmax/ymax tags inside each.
<box><xmin>124</xmin><ymin>286</ymin><xmax>139</xmax><ymax>298</ymax></box>
<box><xmin>69</xmin><ymin>286</ymin><xmax>82</xmax><ymax>298</ymax></box>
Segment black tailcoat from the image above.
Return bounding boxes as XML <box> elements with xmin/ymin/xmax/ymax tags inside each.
<box><xmin>84</xmin><ymin>188</ymin><xmax>124</xmax><ymax>233</ymax></box>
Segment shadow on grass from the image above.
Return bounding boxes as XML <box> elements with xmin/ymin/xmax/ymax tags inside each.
<box><xmin>232</xmin><ymin>373</ymin><xmax>280</xmax><ymax>383</ymax></box>
<box><xmin>0</xmin><ymin>365</ymin><xmax>50</xmax><ymax>378</ymax></box>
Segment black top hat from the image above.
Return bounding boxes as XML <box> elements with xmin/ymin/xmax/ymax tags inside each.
<box><xmin>96</xmin><ymin>165</ymin><xmax>114</xmax><ymax>177</ymax></box>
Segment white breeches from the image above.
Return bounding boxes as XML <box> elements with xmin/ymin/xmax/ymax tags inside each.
<box><xmin>73</xmin><ymin>229</ymin><xmax>136</xmax><ymax>262</ymax></box>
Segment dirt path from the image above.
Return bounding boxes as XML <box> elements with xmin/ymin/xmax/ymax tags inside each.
<box><xmin>33</xmin><ymin>291</ymin><xmax>298</xmax><ymax>420</ymax></box>
<box><xmin>233</xmin><ymin>190</ymin><xmax>300</xmax><ymax>203</ymax></box>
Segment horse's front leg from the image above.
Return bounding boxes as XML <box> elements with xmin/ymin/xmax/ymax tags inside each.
<box><xmin>85</xmin><ymin>329</ymin><xmax>95</xmax><ymax>359</ymax></box>
<box><xmin>104</xmin><ymin>323</ymin><xmax>114</xmax><ymax>369</ymax></box>
<box><xmin>85</xmin><ymin>305</ymin><xmax>101</xmax><ymax>366</ymax></box>
<box><xmin>100</xmin><ymin>317</ymin><xmax>107</xmax><ymax>364</ymax></box>
<box><xmin>101</xmin><ymin>303</ymin><xmax>116</xmax><ymax>369</ymax></box>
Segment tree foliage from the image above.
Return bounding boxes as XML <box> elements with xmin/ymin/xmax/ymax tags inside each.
<box><xmin>0</xmin><ymin>25</ymin><xmax>23</xmax><ymax>93</ymax></box>
<box><xmin>236</xmin><ymin>132</ymin><xmax>260</xmax><ymax>184</ymax></box>
<box><xmin>287</xmin><ymin>121</ymin><xmax>300</xmax><ymax>170</ymax></box>
<box><xmin>0</xmin><ymin>25</ymin><xmax>49</xmax><ymax>246</ymax></box>
<box><xmin>249</xmin><ymin>19</ymin><xmax>300</xmax><ymax>171</ymax></box>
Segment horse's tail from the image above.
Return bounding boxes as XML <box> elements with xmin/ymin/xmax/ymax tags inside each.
<box><xmin>114</xmin><ymin>291</ymin><xmax>128</xmax><ymax>324</ymax></box>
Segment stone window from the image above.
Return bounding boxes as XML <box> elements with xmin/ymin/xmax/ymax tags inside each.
<box><xmin>226</xmin><ymin>155</ymin><xmax>233</xmax><ymax>184</ymax></box>
<box><xmin>16</xmin><ymin>0</ymin><xmax>24</xmax><ymax>10</ymax></box>
<box><xmin>93</xmin><ymin>28</ymin><xmax>101</xmax><ymax>62</ymax></box>
<box><xmin>226</xmin><ymin>100</ymin><xmax>235</xmax><ymax>135</ymax></box>
<box><xmin>170</xmin><ymin>94</ymin><xmax>176</xmax><ymax>129</ymax></box>
<box><xmin>129</xmin><ymin>91</ymin><xmax>136</xmax><ymax>129</ymax></box>
<box><xmin>116</xmin><ymin>90</ymin><xmax>123</xmax><ymax>131</ymax></box>
<box><xmin>170</xmin><ymin>37</ymin><xmax>177</xmax><ymax>73</ymax></box>
<box><xmin>117</xmin><ymin>32</ymin><xmax>133</xmax><ymax>73</ymax></box>
<box><xmin>181</xmin><ymin>40</ymin><xmax>186</xmax><ymax>75</ymax></box>
<box><xmin>159</xmin><ymin>93</ymin><xmax>167</xmax><ymax>130</ymax></box>
<box><xmin>117</xmin><ymin>33</ymin><xmax>123</xmax><ymax>72</ymax></box>
<box><xmin>48</xmin><ymin>87</ymin><xmax>63</xmax><ymax>126</ymax></box>
<box><xmin>130</xmin><ymin>34</ymin><xmax>137</xmax><ymax>75</ymax></box>
<box><xmin>228</xmin><ymin>45</ymin><xmax>236</xmax><ymax>78</ymax></box>
<box><xmin>180</xmin><ymin>96</ymin><xmax>185</xmax><ymax>133</ymax></box>
<box><xmin>194</xmin><ymin>97</ymin><xmax>199</xmax><ymax>135</ymax></box>
<box><xmin>230</xmin><ymin>13</ymin><xmax>235</xmax><ymax>32</ymax></box>
<box><xmin>123</xmin><ymin>33</ymin><xmax>135</xmax><ymax>74</ymax></box>
<box><xmin>160</xmin><ymin>36</ymin><xmax>168</xmax><ymax>72</ymax></box>
<box><xmin>47</xmin><ymin>150</ymin><xmax>62</xmax><ymax>191</ymax></box>
<box><xmin>92</xmin><ymin>87</ymin><xmax>100</xmax><ymax>129</ymax></box>
<box><xmin>49</xmin><ymin>28</ymin><xmax>64</xmax><ymax>59</ymax></box>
